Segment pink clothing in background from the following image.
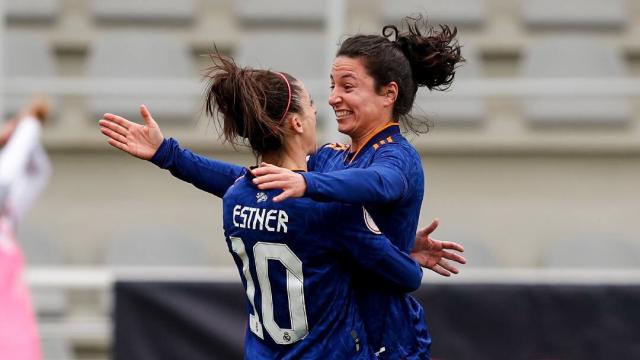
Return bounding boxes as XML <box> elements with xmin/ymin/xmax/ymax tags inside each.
<box><xmin>0</xmin><ymin>116</ymin><xmax>49</xmax><ymax>360</ymax></box>
<box><xmin>0</xmin><ymin>218</ymin><xmax>41</xmax><ymax>360</ymax></box>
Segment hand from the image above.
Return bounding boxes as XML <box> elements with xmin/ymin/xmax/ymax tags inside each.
<box><xmin>25</xmin><ymin>97</ymin><xmax>51</xmax><ymax>123</ymax></box>
<box><xmin>98</xmin><ymin>105</ymin><xmax>164</xmax><ymax>160</ymax></box>
<box><xmin>251</xmin><ymin>163</ymin><xmax>306</xmax><ymax>202</ymax></box>
<box><xmin>411</xmin><ymin>219</ymin><xmax>466</xmax><ymax>277</ymax></box>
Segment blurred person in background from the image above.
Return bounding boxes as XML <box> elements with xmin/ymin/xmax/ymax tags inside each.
<box><xmin>0</xmin><ymin>98</ymin><xmax>51</xmax><ymax>360</ymax></box>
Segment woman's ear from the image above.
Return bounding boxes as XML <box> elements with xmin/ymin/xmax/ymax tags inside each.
<box><xmin>288</xmin><ymin>115</ymin><xmax>304</xmax><ymax>134</ymax></box>
<box><xmin>383</xmin><ymin>82</ymin><xmax>399</xmax><ymax>107</ymax></box>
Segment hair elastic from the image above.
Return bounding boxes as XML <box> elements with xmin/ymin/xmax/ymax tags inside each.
<box><xmin>275</xmin><ymin>72</ymin><xmax>292</xmax><ymax>122</ymax></box>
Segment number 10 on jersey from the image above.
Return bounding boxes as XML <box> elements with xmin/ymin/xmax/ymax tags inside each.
<box><xmin>230</xmin><ymin>237</ymin><xmax>309</xmax><ymax>344</ymax></box>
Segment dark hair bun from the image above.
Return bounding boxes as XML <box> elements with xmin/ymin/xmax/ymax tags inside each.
<box><xmin>384</xmin><ymin>17</ymin><xmax>464</xmax><ymax>91</ymax></box>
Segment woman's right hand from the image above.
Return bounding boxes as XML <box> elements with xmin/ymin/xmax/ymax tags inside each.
<box><xmin>99</xmin><ymin>105</ymin><xmax>164</xmax><ymax>160</ymax></box>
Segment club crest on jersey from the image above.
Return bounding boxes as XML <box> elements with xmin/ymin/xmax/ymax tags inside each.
<box><xmin>256</xmin><ymin>192</ymin><xmax>268</xmax><ymax>203</ymax></box>
<box><xmin>363</xmin><ymin>208</ymin><xmax>381</xmax><ymax>234</ymax></box>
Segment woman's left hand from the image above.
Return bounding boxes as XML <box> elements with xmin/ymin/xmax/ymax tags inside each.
<box><xmin>251</xmin><ymin>163</ymin><xmax>306</xmax><ymax>202</ymax></box>
<box><xmin>411</xmin><ymin>219</ymin><xmax>466</xmax><ymax>277</ymax></box>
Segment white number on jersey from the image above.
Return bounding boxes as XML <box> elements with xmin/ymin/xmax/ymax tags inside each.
<box><xmin>230</xmin><ymin>237</ymin><xmax>309</xmax><ymax>344</ymax></box>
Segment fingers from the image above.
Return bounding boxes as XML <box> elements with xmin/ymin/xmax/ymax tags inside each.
<box><xmin>139</xmin><ymin>104</ymin><xmax>157</xmax><ymax>127</ymax></box>
<box><xmin>107</xmin><ymin>138</ymin><xmax>129</xmax><ymax>153</ymax></box>
<box><xmin>251</xmin><ymin>164</ymin><xmax>283</xmax><ymax>177</ymax></box>
<box><xmin>100</xmin><ymin>126</ymin><xmax>127</xmax><ymax>144</ymax></box>
<box><xmin>430</xmin><ymin>265</ymin><xmax>451</xmax><ymax>277</ymax></box>
<box><xmin>253</xmin><ymin>174</ymin><xmax>285</xmax><ymax>186</ymax></box>
<box><xmin>440</xmin><ymin>240</ymin><xmax>465</xmax><ymax>253</ymax></box>
<box><xmin>442</xmin><ymin>251</ymin><xmax>467</xmax><ymax>265</ymax></box>
<box><xmin>438</xmin><ymin>259</ymin><xmax>459</xmax><ymax>275</ymax></box>
<box><xmin>257</xmin><ymin>180</ymin><xmax>288</xmax><ymax>191</ymax></box>
<box><xmin>98</xmin><ymin>118</ymin><xmax>129</xmax><ymax>138</ymax></box>
<box><xmin>417</xmin><ymin>218</ymin><xmax>439</xmax><ymax>237</ymax></box>
<box><xmin>103</xmin><ymin>113</ymin><xmax>132</xmax><ymax>130</ymax></box>
<box><xmin>273</xmin><ymin>190</ymin><xmax>294</xmax><ymax>203</ymax></box>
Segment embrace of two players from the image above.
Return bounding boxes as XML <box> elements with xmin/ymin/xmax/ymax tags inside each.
<box><xmin>99</xmin><ymin>15</ymin><xmax>467</xmax><ymax>360</ymax></box>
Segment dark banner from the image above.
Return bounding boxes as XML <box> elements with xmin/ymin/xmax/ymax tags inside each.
<box><xmin>114</xmin><ymin>282</ymin><xmax>640</xmax><ymax>360</ymax></box>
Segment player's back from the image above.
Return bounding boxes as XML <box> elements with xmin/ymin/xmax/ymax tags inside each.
<box><xmin>222</xmin><ymin>172</ymin><xmax>374</xmax><ymax>360</ymax></box>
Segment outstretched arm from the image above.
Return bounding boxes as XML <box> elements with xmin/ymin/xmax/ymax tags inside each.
<box><xmin>99</xmin><ymin>105</ymin><xmax>244</xmax><ymax>198</ymax></box>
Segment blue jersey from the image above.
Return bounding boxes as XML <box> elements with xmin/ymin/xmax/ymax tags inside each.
<box><xmin>150</xmin><ymin>129</ymin><xmax>430</xmax><ymax>359</ymax></box>
<box><xmin>223</xmin><ymin>170</ymin><xmax>422</xmax><ymax>359</ymax></box>
<box><xmin>303</xmin><ymin>123</ymin><xmax>430</xmax><ymax>358</ymax></box>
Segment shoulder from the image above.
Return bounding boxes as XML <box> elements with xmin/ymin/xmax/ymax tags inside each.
<box><xmin>309</xmin><ymin>143</ymin><xmax>350</xmax><ymax>171</ymax></box>
<box><xmin>372</xmin><ymin>137</ymin><xmax>419</xmax><ymax>162</ymax></box>
<box><xmin>315</xmin><ymin>142</ymin><xmax>350</xmax><ymax>157</ymax></box>
<box><xmin>223</xmin><ymin>169</ymin><xmax>250</xmax><ymax>198</ymax></box>
<box><xmin>323</xmin><ymin>142</ymin><xmax>351</xmax><ymax>152</ymax></box>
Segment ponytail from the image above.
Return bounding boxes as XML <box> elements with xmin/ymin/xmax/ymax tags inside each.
<box><xmin>337</xmin><ymin>15</ymin><xmax>464</xmax><ymax>133</ymax></box>
<box><xmin>385</xmin><ymin>18</ymin><xmax>462</xmax><ymax>91</ymax></box>
<box><xmin>204</xmin><ymin>50</ymin><xmax>302</xmax><ymax>158</ymax></box>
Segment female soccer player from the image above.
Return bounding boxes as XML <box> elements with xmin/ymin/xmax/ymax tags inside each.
<box><xmin>99</xmin><ymin>16</ymin><xmax>465</xmax><ymax>359</ymax></box>
<box><xmin>250</xmin><ymin>17</ymin><xmax>465</xmax><ymax>358</ymax></box>
<box><xmin>0</xmin><ymin>99</ymin><xmax>51</xmax><ymax>360</ymax></box>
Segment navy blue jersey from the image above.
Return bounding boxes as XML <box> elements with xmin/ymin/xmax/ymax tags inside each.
<box><xmin>150</xmin><ymin>133</ymin><xmax>430</xmax><ymax>359</ymax></box>
<box><xmin>223</xmin><ymin>170</ymin><xmax>422</xmax><ymax>359</ymax></box>
<box><xmin>304</xmin><ymin>123</ymin><xmax>430</xmax><ymax>358</ymax></box>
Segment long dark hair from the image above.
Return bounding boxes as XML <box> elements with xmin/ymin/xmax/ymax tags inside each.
<box><xmin>204</xmin><ymin>51</ymin><xmax>303</xmax><ymax>158</ymax></box>
<box><xmin>337</xmin><ymin>15</ymin><xmax>464</xmax><ymax>133</ymax></box>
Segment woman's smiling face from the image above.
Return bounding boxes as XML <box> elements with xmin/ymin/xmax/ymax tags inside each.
<box><xmin>328</xmin><ymin>56</ymin><xmax>391</xmax><ymax>140</ymax></box>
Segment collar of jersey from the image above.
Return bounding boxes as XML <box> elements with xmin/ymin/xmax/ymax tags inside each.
<box><xmin>346</xmin><ymin>122</ymin><xmax>400</xmax><ymax>165</ymax></box>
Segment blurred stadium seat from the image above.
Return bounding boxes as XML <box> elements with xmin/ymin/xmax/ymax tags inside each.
<box><xmin>86</xmin><ymin>32</ymin><xmax>198</xmax><ymax>123</ymax></box>
<box><xmin>89</xmin><ymin>0</ymin><xmax>196</xmax><ymax>24</ymax></box>
<box><xmin>40</xmin><ymin>336</ymin><xmax>74</xmax><ymax>360</ymax></box>
<box><xmin>380</xmin><ymin>0</ymin><xmax>486</xmax><ymax>27</ymax></box>
<box><xmin>105</xmin><ymin>227</ymin><xmax>209</xmax><ymax>267</ymax></box>
<box><xmin>102</xmin><ymin>228</ymin><xmax>210</xmax><ymax>313</ymax></box>
<box><xmin>237</xmin><ymin>29</ymin><xmax>330</xmax><ymax>125</ymax></box>
<box><xmin>412</xmin><ymin>43</ymin><xmax>486</xmax><ymax>127</ymax></box>
<box><xmin>521</xmin><ymin>37</ymin><xmax>631</xmax><ymax>127</ymax></box>
<box><xmin>237</xmin><ymin>31</ymin><xmax>325</xmax><ymax>80</ymax></box>
<box><xmin>3</xmin><ymin>32</ymin><xmax>57</xmax><ymax>117</ymax></box>
<box><xmin>234</xmin><ymin>0</ymin><xmax>324</xmax><ymax>25</ymax></box>
<box><xmin>459</xmin><ymin>240</ymin><xmax>501</xmax><ymax>268</ymax></box>
<box><xmin>6</xmin><ymin>0</ymin><xmax>59</xmax><ymax>23</ymax></box>
<box><xmin>542</xmin><ymin>236</ymin><xmax>640</xmax><ymax>268</ymax></box>
<box><xmin>17</xmin><ymin>226</ymin><xmax>69</xmax><ymax>318</ymax></box>
<box><xmin>521</xmin><ymin>0</ymin><xmax>628</xmax><ymax>28</ymax></box>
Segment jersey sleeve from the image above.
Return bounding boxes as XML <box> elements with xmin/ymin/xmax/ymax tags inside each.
<box><xmin>0</xmin><ymin>116</ymin><xmax>48</xmax><ymax>219</ymax></box>
<box><xmin>301</xmin><ymin>144</ymin><xmax>409</xmax><ymax>205</ymax></box>
<box><xmin>9</xmin><ymin>142</ymin><xmax>51</xmax><ymax>221</ymax></box>
<box><xmin>332</xmin><ymin>204</ymin><xmax>422</xmax><ymax>293</ymax></box>
<box><xmin>149</xmin><ymin>138</ymin><xmax>245</xmax><ymax>198</ymax></box>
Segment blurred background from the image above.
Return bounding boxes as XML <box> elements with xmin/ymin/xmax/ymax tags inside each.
<box><xmin>2</xmin><ymin>0</ymin><xmax>640</xmax><ymax>359</ymax></box>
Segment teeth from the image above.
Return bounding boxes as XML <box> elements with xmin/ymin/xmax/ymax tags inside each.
<box><xmin>335</xmin><ymin>110</ymin><xmax>352</xmax><ymax>117</ymax></box>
